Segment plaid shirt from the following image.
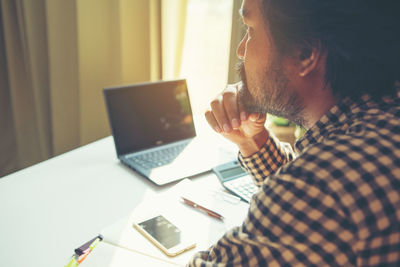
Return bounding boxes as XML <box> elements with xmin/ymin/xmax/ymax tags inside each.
<box><xmin>188</xmin><ymin>92</ymin><xmax>400</xmax><ymax>266</ymax></box>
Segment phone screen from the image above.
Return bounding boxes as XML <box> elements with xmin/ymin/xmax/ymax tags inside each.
<box><xmin>138</xmin><ymin>215</ymin><xmax>181</xmax><ymax>249</ymax></box>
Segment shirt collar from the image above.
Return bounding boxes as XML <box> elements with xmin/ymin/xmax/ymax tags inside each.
<box><xmin>294</xmin><ymin>91</ymin><xmax>400</xmax><ymax>152</ymax></box>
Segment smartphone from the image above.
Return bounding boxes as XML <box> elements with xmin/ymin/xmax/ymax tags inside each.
<box><xmin>133</xmin><ymin>215</ymin><xmax>196</xmax><ymax>257</ymax></box>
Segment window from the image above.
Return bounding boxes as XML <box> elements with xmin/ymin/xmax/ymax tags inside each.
<box><xmin>180</xmin><ymin>0</ymin><xmax>234</xmax><ymax>121</ymax></box>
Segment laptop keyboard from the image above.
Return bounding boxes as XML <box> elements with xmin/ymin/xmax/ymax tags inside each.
<box><xmin>127</xmin><ymin>142</ymin><xmax>189</xmax><ymax>169</ymax></box>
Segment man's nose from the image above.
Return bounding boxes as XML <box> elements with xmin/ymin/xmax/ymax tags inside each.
<box><xmin>236</xmin><ymin>33</ymin><xmax>247</xmax><ymax>60</ymax></box>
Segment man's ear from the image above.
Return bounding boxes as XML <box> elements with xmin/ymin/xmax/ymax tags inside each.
<box><xmin>298</xmin><ymin>44</ymin><xmax>321</xmax><ymax>77</ymax></box>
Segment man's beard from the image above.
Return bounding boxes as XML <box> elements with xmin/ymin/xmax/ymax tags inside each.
<box><xmin>237</xmin><ymin>60</ymin><xmax>305</xmax><ymax>126</ymax></box>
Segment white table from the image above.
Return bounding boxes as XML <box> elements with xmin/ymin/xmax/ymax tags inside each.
<box><xmin>0</xmin><ymin>137</ymin><xmax>181</xmax><ymax>267</ymax></box>
<box><xmin>0</xmin><ymin>131</ymin><xmax>242</xmax><ymax>267</ymax></box>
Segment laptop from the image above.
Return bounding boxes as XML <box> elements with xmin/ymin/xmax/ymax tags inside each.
<box><xmin>103</xmin><ymin>79</ymin><xmax>235</xmax><ymax>185</ymax></box>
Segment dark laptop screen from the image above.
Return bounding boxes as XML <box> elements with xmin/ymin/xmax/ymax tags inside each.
<box><xmin>104</xmin><ymin>80</ymin><xmax>196</xmax><ymax>156</ymax></box>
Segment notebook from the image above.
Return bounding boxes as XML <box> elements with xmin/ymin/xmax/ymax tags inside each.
<box><xmin>79</xmin><ymin>178</ymin><xmax>249</xmax><ymax>267</ymax></box>
<box><xmin>96</xmin><ymin>178</ymin><xmax>249</xmax><ymax>266</ymax></box>
<box><xmin>103</xmin><ymin>79</ymin><xmax>235</xmax><ymax>185</ymax></box>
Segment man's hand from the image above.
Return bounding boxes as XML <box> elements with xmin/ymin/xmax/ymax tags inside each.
<box><xmin>204</xmin><ymin>82</ymin><xmax>269</xmax><ymax>157</ymax></box>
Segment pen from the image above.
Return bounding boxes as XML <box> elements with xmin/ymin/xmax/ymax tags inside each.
<box><xmin>65</xmin><ymin>257</ymin><xmax>78</xmax><ymax>267</ymax></box>
<box><xmin>89</xmin><ymin>237</ymin><xmax>101</xmax><ymax>250</ymax></box>
<box><xmin>181</xmin><ymin>196</ymin><xmax>224</xmax><ymax>221</ymax></box>
<box><xmin>78</xmin><ymin>253</ymin><xmax>89</xmax><ymax>264</ymax></box>
<box><xmin>76</xmin><ymin>236</ymin><xmax>102</xmax><ymax>264</ymax></box>
<box><xmin>75</xmin><ymin>234</ymin><xmax>103</xmax><ymax>255</ymax></box>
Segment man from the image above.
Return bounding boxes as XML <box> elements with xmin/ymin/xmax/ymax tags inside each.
<box><xmin>188</xmin><ymin>0</ymin><xmax>400</xmax><ymax>266</ymax></box>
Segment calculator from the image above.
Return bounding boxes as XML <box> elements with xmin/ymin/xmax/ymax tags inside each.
<box><xmin>212</xmin><ymin>161</ymin><xmax>258</xmax><ymax>203</ymax></box>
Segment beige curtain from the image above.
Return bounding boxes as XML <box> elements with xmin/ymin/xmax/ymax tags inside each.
<box><xmin>0</xmin><ymin>0</ymin><xmax>51</xmax><ymax>176</ymax></box>
<box><xmin>0</xmin><ymin>0</ymin><xmax>188</xmax><ymax>177</ymax></box>
<box><xmin>0</xmin><ymin>1</ymin><xmax>19</xmax><ymax>176</ymax></box>
<box><xmin>162</xmin><ymin>0</ymin><xmax>188</xmax><ymax>80</ymax></box>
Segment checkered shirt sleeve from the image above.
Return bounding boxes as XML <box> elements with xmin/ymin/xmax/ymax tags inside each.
<box><xmin>238</xmin><ymin>134</ymin><xmax>296</xmax><ymax>186</ymax></box>
<box><xmin>187</xmin><ymin>93</ymin><xmax>400</xmax><ymax>266</ymax></box>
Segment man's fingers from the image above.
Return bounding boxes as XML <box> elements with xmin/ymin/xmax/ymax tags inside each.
<box><xmin>249</xmin><ymin>113</ymin><xmax>266</xmax><ymax>122</ymax></box>
<box><xmin>234</xmin><ymin>82</ymin><xmax>248</xmax><ymax>122</ymax></box>
<box><xmin>237</xmin><ymin>101</ymin><xmax>248</xmax><ymax>122</ymax></box>
<box><xmin>210</xmin><ymin>96</ymin><xmax>233</xmax><ymax>133</ymax></box>
<box><xmin>205</xmin><ymin>110</ymin><xmax>223</xmax><ymax>133</ymax></box>
<box><xmin>222</xmin><ymin>88</ymin><xmax>241</xmax><ymax>129</ymax></box>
